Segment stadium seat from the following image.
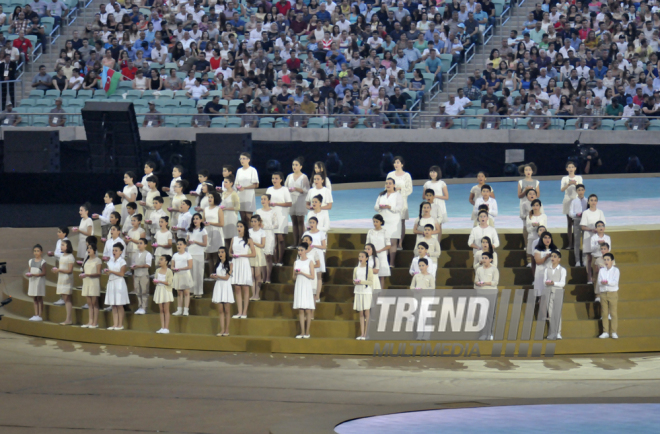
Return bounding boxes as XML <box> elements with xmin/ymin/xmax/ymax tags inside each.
<box><xmin>117</xmin><ymin>81</ymin><xmax>132</xmax><ymax>89</ymax></box>
<box><xmin>18</xmin><ymin>99</ymin><xmax>36</xmax><ymax>107</ymax></box>
<box><xmin>549</xmin><ymin>119</ymin><xmax>565</xmax><ymax>130</ymax></box>
<box><xmin>499</xmin><ymin>118</ymin><xmax>514</xmax><ymax>129</ymax></box>
<box><xmin>180</xmin><ymin>100</ymin><xmax>196</xmax><ymax>108</ymax></box>
<box><xmin>226</xmin><ymin>117</ymin><xmax>242</xmax><ymax>128</ymax></box>
<box><xmin>159</xmin><ymin>90</ymin><xmax>174</xmax><ymax>99</ymax></box>
<box><xmin>45</xmin><ymin>89</ymin><xmax>61</xmax><ymax>99</ymax></box>
<box><xmin>61</xmin><ymin>90</ymin><xmax>77</xmax><ymax>99</ymax></box>
<box><xmin>307</xmin><ymin>118</ymin><xmax>324</xmax><ymax>129</ymax></box>
<box><xmin>648</xmin><ymin>120</ymin><xmax>660</xmax><ymax>131</ymax></box>
<box><xmin>28</xmin><ymin>90</ymin><xmax>44</xmax><ymax>99</ymax></box>
<box><xmin>77</xmin><ymin>90</ymin><xmax>93</xmax><ymax>100</ymax></box>
<box><xmin>565</xmin><ymin>119</ymin><xmax>577</xmax><ymax>129</ymax></box>
<box><xmin>92</xmin><ymin>90</ymin><xmax>107</xmax><ymax>99</ymax></box>
<box><xmin>164</xmin><ymin>117</ymin><xmax>179</xmax><ymax>128</ymax></box>
<box><xmin>210</xmin><ymin>117</ymin><xmax>226</xmax><ymax>128</ymax></box>
<box><xmin>466</xmin><ymin>118</ymin><xmax>482</xmax><ymax>129</ymax></box>
<box><xmin>258</xmin><ymin>118</ymin><xmax>275</xmax><ymax>128</ymax></box>
<box><xmin>613</xmin><ymin>119</ymin><xmax>628</xmax><ymax>131</ymax></box>
<box><xmin>274</xmin><ymin>119</ymin><xmax>289</xmax><ymax>128</ymax></box>
<box><xmin>463</xmin><ymin>108</ymin><xmax>477</xmax><ymax>116</ymax></box>
<box><xmin>599</xmin><ymin>119</ymin><xmax>614</xmax><ymax>130</ymax></box>
<box><xmin>475</xmin><ymin>109</ymin><xmax>488</xmax><ymax>116</ymax></box>
<box><xmin>515</xmin><ymin>118</ymin><xmax>531</xmax><ymax>129</ymax></box>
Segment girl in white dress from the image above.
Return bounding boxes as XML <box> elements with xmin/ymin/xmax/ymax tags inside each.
<box><xmin>353</xmin><ymin>251</ymin><xmax>374</xmax><ymax>340</ymax></box>
<box><xmin>236</xmin><ymin>152</ymin><xmax>259</xmax><ymax>222</ymax></box>
<box><xmin>580</xmin><ymin>194</ymin><xmax>606</xmax><ymax>284</ymax></box>
<box><xmin>517</xmin><ymin>163</ymin><xmax>540</xmax><ymax>242</ymax></box>
<box><xmin>168</xmin><ymin>179</ymin><xmax>188</xmax><ymax>238</ymax></box>
<box><xmin>249</xmin><ymin>215</ymin><xmax>267</xmax><ymax>301</ymax></box>
<box><xmin>301</xmin><ymin>235</ymin><xmax>319</xmax><ymax>307</ymax></box>
<box><xmin>293</xmin><ymin>243</ymin><xmax>316</xmax><ymax>338</ymax></box>
<box><xmin>53</xmin><ymin>240</ymin><xmax>75</xmax><ymax>326</ymax></box>
<box><xmin>374</xmin><ymin>178</ymin><xmax>403</xmax><ymax>269</ymax></box>
<box><xmin>80</xmin><ymin>244</ymin><xmax>102</xmax><ymax>328</ymax></box>
<box><xmin>136</xmin><ymin>160</ymin><xmax>155</xmax><ymax>202</ymax></box>
<box><xmin>469</xmin><ymin>171</ymin><xmax>495</xmax><ymax>207</ymax></box>
<box><xmin>193</xmin><ymin>181</ymin><xmax>213</xmax><ymax>212</ymax></box>
<box><xmin>211</xmin><ymin>246</ymin><xmax>234</xmax><ymax>336</ymax></box>
<box><xmin>125</xmin><ymin>214</ymin><xmax>146</xmax><ymax>271</ymax></box>
<box><xmin>412</xmin><ymin>201</ymin><xmax>440</xmax><ymax>255</ymax></box>
<box><xmin>117</xmin><ymin>171</ymin><xmax>138</xmax><ymax>225</ymax></box>
<box><xmin>306</xmin><ymin>194</ymin><xmax>330</xmax><ymax>233</ymax></box>
<box><xmin>525</xmin><ymin>199</ymin><xmax>548</xmax><ymax>264</ymax></box>
<box><xmin>534</xmin><ymin>232</ymin><xmax>557</xmax><ymax>298</ymax></box>
<box><xmin>560</xmin><ymin>161</ymin><xmax>582</xmax><ymax>250</ymax></box>
<box><xmin>221</xmin><ymin>176</ymin><xmax>241</xmax><ymax>246</ymax></box>
<box><xmin>303</xmin><ymin>217</ymin><xmax>327</xmax><ymax>302</ymax></box>
<box><xmin>230</xmin><ymin>221</ymin><xmax>256</xmax><ymax>318</ymax></box>
<box><xmin>26</xmin><ymin>244</ymin><xmax>47</xmax><ymax>321</ymax></box>
<box><xmin>285</xmin><ymin>157</ymin><xmax>311</xmax><ymax>247</ymax></box>
<box><xmin>103</xmin><ymin>243</ymin><xmax>129</xmax><ymax>330</ymax></box>
<box><xmin>187</xmin><ymin>213</ymin><xmax>209</xmax><ymax>299</ymax></box>
<box><xmin>74</xmin><ymin>202</ymin><xmax>94</xmax><ymax>263</ymax></box>
<box><xmin>255</xmin><ymin>194</ymin><xmax>278</xmax><ymax>284</ymax></box>
<box><xmin>266</xmin><ymin>172</ymin><xmax>293</xmax><ymax>266</ymax></box>
<box><xmin>203</xmin><ymin>191</ymin><xmax>225</xmax><ymax>271</ymax></box>
<box><xmin>153</xmin><ymin>255</ymin><xmax>174</xmax><ymax>334</ymax></box>
<box><xmin>314</xmin><ymin>161</ymin><xmax>332</xmax><ymax>191</ymax></box>
<box><xmin>172</xmin><ymin>239</ymin><xmax>194</xmax><ymax>316</ymax></box>
<box><xmin>306</xmin><ymin>173</ymin><xmax>334</xmax><ymax>211</ymax></box>
<box><xmin>364</xmin><ymin>243</ymin><xmax>382</xmax><ymax>291</ymax></box>
<box><xmin>153</xmin><ymin>216</ymin><xmax>173</xmax><ymax>265</ymax></box>
<box><xmin>473</xmin><ymin>237</ymin><xmax>499</xmax><ymax>270</ymax></box>
<box><xmin>366</xmin><ymin>214</ymin><xmax>391</xmax><ymax>288</ymax></box>
<box><xmin>387</xmin><ymin>156</ymin><xmax>413</xmax><ymax>250</ymax></box>
<box><xmin>422</xmin><ymin>165</ymin><xmax>449</xmax><ymax>237</ymax></box>
<box><xmin>161</xmin><ymin>165</ymin><xmax>182</xmax><ymax>199</ymax></box>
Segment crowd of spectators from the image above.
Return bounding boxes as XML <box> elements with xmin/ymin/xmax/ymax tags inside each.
<box><xmin>437</xmin><ymin>0</ymin><xmax>660</xmax><ymax>130</ymax></box>
<box><xmin>17</xmin><ymin>0</ymin><xmax>507</xmax><ymax>127</ymax></box>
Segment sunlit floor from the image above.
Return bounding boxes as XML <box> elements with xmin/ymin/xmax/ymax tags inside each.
<box><xmin>335</xmin><ymin>404</ymin><xmax>660</xmax><ymax>433</ymax></box>
<box><xmin>330</xmin><ymin>178</ymin><xmax>660</xmax><ymax>229</ymax></box>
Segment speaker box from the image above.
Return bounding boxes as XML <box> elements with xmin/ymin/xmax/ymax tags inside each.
<box><xmin>3</xmin><ymin>130</ymin><xmax>60</xmax><ymax>173</ymax></box>
<box><xmin>196</xmin><ymin>133</ymin><xmax>252</xmax><ymax>176</ymax></box>
<box><xmin>81</xmin><ymin>101</ymin><xmax>141</xmax><ymax>173</ymax></box>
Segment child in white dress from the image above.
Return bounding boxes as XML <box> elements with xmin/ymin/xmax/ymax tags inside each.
<box><xmin>364</xmin><ymin>243</ymin><xmax>382</xmax><ymax>291</ymax></box>
<box><xmin>293</xmin><ymin>243</ymin><xmax>316</xmax><ymax>338</ymax></box>
<box><xmin>117</xmin><ymin>171</ymin><xmax>138</xmax><ymax>225</ymax></box>
<box><xmin>74</xmin><ymin>202</ymin><xmax>94</xmax><ymax>263</ymax></box>
<box><xmin>221</xmin><ymin>176</ymin><xmax>241</xmax><ymax>247</ymax></box>
<box><xmin>422</xmin><ymin>165</ymin><xmax>449</xmax><ymax>237</ymax></box>
<box><xmin>525</xmin><ymin>199</ymin><xmax>548</xmax><ymax>266</ymax></box>
<box><xmin>211</xmin><ymin>246</ymin><xmax>234</xmax><ymax>336</ymax></box>
<box><xmin>230</xmin><ymin>221</ymin><xmax>256</xmax><ymax>319</ymax></box>
<box><xmin>266</xmin><ymin>172</ymin><xmax>293</xmax><ymax>266</ymax></box>
<box><xmin>145</xmin><ymin>196</ymin><xmax>166</xmax><ymax>241</ymax></box>
<box><xmin>125</xmin><ymin>214</ymin><xmax>146</xmax><ymax>273</ymax></box>
<box><xmin>169</xmin><ymin>180</ymin><xmax>189</xmax><ymax>239</ymax></box>
<box><xmin>172</xmin><ymin>239</ymin><xmax>194</xmax><ymax>316</ymax></box>
<box><xmin>80</xmin><ymin>244</ymin><xmax>102</xmax><ymax>328</ymax></box>
<box><xmin>203</xmin><ymin>191</ymin><xmax>225</xmax><ymax>271</ymax></box>
<box><xmin>306</xmin><ymin>173</ymin><xmax>334</xmax><ymax>211</ymax></box>
<box><xmin>153</xmin><ymin>255</ymin><xmax>174</xmax><ymax>334</ymax></box>
<box><xmin>386</xmin><ymin>156</ymin><xmax>413</xmax><ymax>250</ymax></box>
<box><xmin>53</xmin><ymin>240</ymin><xmax>75</xmax><ymax>325</ymax></box>
<box><xmin>92</xmin><ymin>191</ymin><xmax>116</xmax><ymax>239</ymax></box>
<box><xmin>375</xmin><ymin>178</ymin><xmax>403</xmax><ymax>268</ymax></box>
<box><xmin>353</xmin><ymin>251</ymin><xmax>374</xmax><ymax>340</ymax></box>
<box><xmin>412</xmin><ymin>201</ymin><xmax>440</xmax><ymax>256</ymax></box>
<box><xmin>534</xmin><ymin>232</ymin><xmax>557</xmax><ymax>299</ymax></box>
<box><xmin>302</xmin><ymin>217</ymin><xmax>327</xmax><ymax>302</ymax></box>
<box><xmin>285</xmin><ymin>157</ymin><xmax>310</xmax><ymax>249</ymax></box>
<box><xmin>249</xmin><ymin>215</ymin><xmax>267</xmax><ymax>301</ymax></box>
<box><xmin>26</xmin><ymin>244</ymin><xmax>47</xmax><ymax>321</ymax></box>
<box><xmin>236</xmin><ymin>153</ymin><xmax>260</xmax><ymax>221</ymax></box>
<box><xmin>366</xmin><ymin>215</ymin><xmax>391</xmax><ymax>288</ymax></box>
<box><xmin>560</xmin><ymin>161</ymin><xmax>582</xmax><ymax>250</ymax></box>
<box><xmin>138</xmin><ymin>175</ymin><xmax>161</xmax><ymax>241</ymax></box>
<box><xmin>161</xmin><ymin>165</ymin><xmax>182</xmax><ymax>199</ymax></box>
<box><xmin>153</xmin><ymin>216</ymin><xmax>173</xmax><ymax>265</ymax></box>
<box><xmin>136</xmin><ymin>160</ymin><xmax>156</xmax><ymax>202</ymax></box>
<box><xmin>255</xmin><ymin>194</ymin><xmax>278</xmax><ymax>284</ymax></box>
<box><xmin>580</xmin><ymin>194</ymin><xmax>606</xmax><ymax>284</ymax></box>
<box><xmin>103</xmin><ymin>243</ymin><xmax>129</xmax><ymax>330</ymax></box>
<box><xmin>187</xmin><ymin>214</ymin><xmax>208</xmax><ymax>299</ymax></box>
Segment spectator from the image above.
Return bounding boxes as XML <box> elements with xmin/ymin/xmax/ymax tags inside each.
<box><xmin>625</xmin><ymin>108</ymin><xmax>649</xmax><ymax>130</ymax></box>
<box><xmin>480</xmin><ymin>103</ymin><xmax>500</xmax><ymax>129</ymax></box>
<box><xmin>46</xmin><ymin>0</ymin><xmax>68</xmax><ymax>28</ymax></box>
<box><xmin>191</xmin><ymin>104</ymin><xmax>211</xmax><ymax>128</ymax></box>
<box><xmin>186</xmin><ymin>78</ymin><xmax>209</xmax><ymax>101</ymax></box>
<box><xmin>480</xmin><ymin>86</ymin><xmax>497</xmax><ymax>109</ymax></box>
<box><xmin>575</xmin><ymin>105</ymin><xmax>600</xmax><ymax>130</ymax></box>
<box><xmin>527</xmin><ymin>104</ymin><xmax>550</xmax><ymax>129</ymax></box>
<box><xmin>464</xmin><ymin>77</ymin><xmax>482</xmax><ymax>100</ymax></box>
<box><xmin>334</xmin><ymin>103</ymin><xmax>357</xmax><ymax>128</ymax></box>
<box><xmin>289</xmin><ymin>102</ymin><xmax>308</xmax><ymax>127</ymax></box>
<box><xmin>143</xmin><ymin>101</ymin><xmax>163</xmax><ymax>127</ymax></box>
<box><xmin>32</xmin><ymin>64</ymin><xmax>52</xmax><ymax>91</ymax></box>
<box><xmin>48</xmin><ymin>97</ymin><xmax>66</xmax><ymax>127</ymax></box>
<box><xmin>204</xmin><ymin>95</ymin><xmax>226</xmax><ymax>115</ymax></box>
<box><xmin>605</xmin><ymin>98</ymin><xmax>623</xmax><ymax>119</ymax></box>
<box><xmin>365</xmin><ymin>105</ymin><xmax>390</xmax><ymax>128</ymax></box>
<box><xmin>445</xmin><ymin>94</ymin><xmax>465</xmax><ymax>117</ymax></box>
<box><xmin>0</xmin><ymin>101</ymin><xmax>21</xmax><ymax>126</ymax></box>
<box><xmin>431</xmin><ymin>104</ymin><xmax>454</xmax><ymax>129</ymax></box>
<box><xmin>12</xmin><ymin>31</ymin><xmax>32</xmax><ymax>63</ymax></box>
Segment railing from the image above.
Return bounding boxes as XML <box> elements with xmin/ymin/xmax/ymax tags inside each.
<box><xmin>0</xmin><ymin>79</ymin><xmax>25</xmax><ymax>104</ymax></box>
<box><xmin>4</xmin><ymin>112</ymin><xmax>655</xmax><ymax>131</ymax></box>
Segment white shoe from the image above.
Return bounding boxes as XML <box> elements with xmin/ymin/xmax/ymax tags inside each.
<box><xmin>594</xmin><ymin>297</ymin><xmax>600</xmax><ymax>302</ymax></box>
<box><xmin>608</xmin><ymin>314</ymin><xmax>612</xmax><ymax>320</ymax></box>
<box><xmin>172</xmin><ymin>308</ymin><xmax>183</xmax><ymax>316</ymax></box>
<box><xmin>107</xmin><ymin>327</ymin><xmax>116</xmax><ymax>330</ymax></box>
<box><xmin>28</xmin><ymin>316</ymin><xmax>38</xmax><ymax>321</ymax></box>
<box><xmin>88</xmin><ymin>325</ymin><xmax>97</xmax><ymax>329</ymax></box>
<box><xmin>161</xmin><ymin>329</ymin><xmax>169</xmax><ymax>334</ymax></box>
<box><xmin>81</xmin><ymin>303</ymin><xmax>89</xmax><ymax>309</ymax></box>
<box><xmin>575</xmin><ymin>261</ymin><xmax>582</xmax><ymax>267</ymax></box>
<box><xmin>183</xmin><ymin>308</ymin><xmax>189</xmax><ymax>316</ymax></box>
<box><xmin>134</xmin><ymin>308</ymin><xmax>146</xmax><ymax>315</ymax></box>
<box><xmin>557</xmin><ymin>334</ymin><xmax>562</xmax><ymax>340</ymax></box>
<box><xmin>114</xmin><ymin>326</ymin><xmax>124</xmax><ymax>331</ymax></box>
<box><xmin>240</xmin><ymin>315</ymin><xmax>247</xmax><ymax>319</ymax></box>
<box><xmin>611</xmin><ymin>333</ymin><xmax>618</xmax><ymax>339</ymax></box>
<box><xmin>156</xmin><ymin>329</ymin><xmax>163</xmax><ymax>333</ymax></box>
<box><xmin>488</xmin><ymin>335</ymin><xmax>494</xmax><ymax>341</ymax></box>
<box><xmin>296</xmin><ymin>335</ymin><xmax>303</xmax><ymax>339</ymax></box>
<box><xmin>32</xmin><ymin>316</ymin><xmax>43</xmax><ymax>322</ymax></box>
<box><xmin>53</xmin><ymin>299</ymin><xmax>65</xmax><ymax>306</ymax></box>
<box><xmin>232</xmin><ymin>314</ymin><xmax>241</xmax><ymax>319</ymax></box>
<box><xmin>103</xmin><ymin>306</ymin><xmax>112</xmax><ymax>312</ymax></box>
<box><xmin>587</xmin><ymin>281</ymin><xmax>593</xmax><ymax>284</ymax></box>
<box><xmin>355</xmin><ymin>336</ymin><xmax>361</xmax><ymax>340</ymax></box>
<box><xmin>303</xmin><ymin>335</ymin><xmax>310</xmax><ymax>339</ymax></box>
<box><xmin>526</xmin><ymin>263</ymin><xmax>532</xmax><ymax>268</ymax></box>
<box><xmin>81</xmin><ymin>324</ymin><xmax>89</xmax><ymax>328</ymax></box>
<box><xmin>599</xmin><ymin>333</ymin><xmax>609</xmax><ymax>339</ymax></box>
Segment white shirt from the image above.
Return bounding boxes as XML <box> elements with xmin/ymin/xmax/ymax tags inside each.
<box><xmin>598</xmin><ymin>266</ymin><xmax>620</xmax><ymax>292</ymax></box>
<box><xmin>409</xmin><ymin>255</ymin><xmax>437</xmax><ymax>277</ymax></box>
<box><xmin>468</xmin><ymin>225</ymin><xmax>500</xmax><ymax>251</ymax></box>
<box><xmin>543</xmin><ymin>264</ymin><xmax>566</xmax><ymax>288</ymax></box>
<box><xmin>189</xmin><ymin>84</ymin><xmax>208</xmax><ymax>99</ymax></box>
<box><xmin>549</xmin><ymin>93</ymin><xmax>561</xmax><ymax>110</ymax></box>
<box><xmin>173</xmin><ymin>251</ymin><xmax>193</xmax><ymax>269</ymax></box>
<box><xmin>103</xmin><ymin>236</ymin><xmax>126</xmax><ymax>259</ymax></box>
<box><xmin>474</xmin><ymin>197</ymin><xmax>498</xmax><ymax>219</ymax></box>
<box><xmin>186</xmin><ymin>227</ymin><xmax>208</xmax><ymax>255</ymax></box>
<box><xmin>54</xmin><ymin>237</ymin><xmax>69</xmax><ymax>258</ymax></box>
<box><xmin>569</xmin><ymin>197</ymin><xmax>587</xmax><ymax>219</ymax></box>
<box><xmin>590</xmin><ymin>234</ymin><xmax>611</xmax><ymax>257</ymax></box>
<box><xmin>98</xmin><ymin>203</ymin><xmax>115</xmax><ymax>225</ymax></box>
<box><xmin>214</xmin><ymin>67</ymin><xmax>233</xmax><ymax>79</ymax></box>
<box><xmin>151</xmin><ymin>45</ymin><xmax>168</xmax><ymax>63</ymax></box>
<box><xmin>575</xmin><ymin>65</ymin><xmax>590</xmax><ymax>79</ymax></box>
<box><xmin>444</xmin><ymin>101</ymin><xmax>464</xmax><ymax>116</ymax></box>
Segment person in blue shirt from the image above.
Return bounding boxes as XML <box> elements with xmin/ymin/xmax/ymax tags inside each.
<box><xmin>228</xmin><ymin>12</ymin><xmax>246</xmax><ymax>32</ymax></box>
<box><xmin>424</xmin><ymin>23</ymin><xmax>441</xmax><ymax>42</ymax></box>
<box><xmin>316</xmin><ymin>3</ymin><xmax>331</xmax><ymax>22</ymax></box>
<box><xmin>334</xmin><ymin>76</ymin><xmax>353</xmax><ymax>95</ymax></box>
<box><xmin>425</xmin><ymin>49</ymin><xmax>443</xmax><ymax>91</ymax></box>
<box><xmin>593</xmin><ymin>59</ymin><xmax>607</xmax><ymax>80</ymax></box>
<box><xmin>403</xmin><ymin>40</ymin><xmax>421</xmax><ymax>70</ymax></box>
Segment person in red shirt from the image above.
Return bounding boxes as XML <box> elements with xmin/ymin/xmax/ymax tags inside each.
<box><xmin>286</xmin><ymin>52</ymin><xmax>301</xmax><ymax>73</ymax></box>
<box><xmin>121</xmin><ymin>60</ymin><xmax>138</xmax><ymax>80</ymax></box>
<box><xmin>12</xmin><ymin>31</ymin><xmax>32</xmax><ymax>63</ymax></box>
<box><xmin>275</xmin><ymin>0</ymin><xmax>291</xmax><ymax>17</ymax></box>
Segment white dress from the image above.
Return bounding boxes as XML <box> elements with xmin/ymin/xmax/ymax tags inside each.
<box><xmin>305</xmin><ymin>186</ymin><xmax>333</xmax><ymax>208</ymax></box>
<box><xmin>305</xmin><ymin>209</ymin><xmax>330</xmax><ymax>233</ymax></box>
<box><xmin>525</xmin><ymin>213</ymin><xmax>548</xmax><ymax>255</ymax></box>
<box><xmin>387</xmin><ymin>171</ymin><xmax>413</xmax><ymax>220</ymax></box>
<box><xmin>204</xmin><ymin>205</ymin><xmax>224</xmax><ymax>252</ymax></box>
<box><xmin>302</xmin><ymin>230</ymin><xmax>326</xmax><ymax>272</ymax></box>
<box><xmin>211</xmin><ymin>263</ymin><xmax>235</xmax><ymax>303</ymax></box>
<box><xmin>413</xmin><ymin>216</ymin><xmax>440</xmax><ymax>251</ymax></box>
<box><xmin>285</xmin><ymin>173</ymin><xmax>310</xmax><ymax>216</ymax></box>
<box><xmin>533</xmin><ymin>249</ymin><xmax>553</xmax><ymax>297</ymax></box>
<box><xmin>561</xmin><ymin>175</ymin><xmax>583</xmax><ymax>214</ymax></box>
<box><xmin>353</xmin><ymin>265</ymin><xmax>373</xmax><ymax>311</ymax></box>
<box><xmin>422</xmin><ymin>179</ymin><xmax>448</xmax><ymax>223</ymax></box>
<box><xmin>77</xmin><ymin>217</ymin><xmax>94</xmax><ymax>258</ymax></box>
<box><xmin>248</xmin><ymin>228</ymin><xmax>267</xmax><ymax>267</ymax></box>
<box><xmin>266</xmin><ymin>186</ymin><xmax>292</xmax><ymax>234</ymax></box>
<box><xmin>105</xmin><ymin>257</ymin><xmax>129</xmax><ymax>305</ymax></box>
<box><xmin>374</xmin><ymin>191</ymin><xmax>403</xmax><ymax>239</ymax></box>
<box><xmin>235</xmin><ymin>166</ymin><xmax>259</xmax><ymax>212</ymax></box>
<box><xmin>255</xmin><ymin>208</ymin><xmax>277</xmax><ymax>255</ymax></box>
<box><xmin>580</xmin><ymin>208</ymin><xmax>606</xmax><ymax>253</ymax></box>
<box><xmin>121</xmin><ymin>184</ymin><xmax>139</xmax><ymax>223</ymax></box>
<box><xmin>172</xmin><ymin>252</ymin><xmax>194</xmax><ymax>290</ymax></box>
<box><xmin>367</xmin><ymin>256</ymin><xmax>382</xmax><ymax>290</ymax></box>
<box><xmin>366</xmin><ymin>228</ymin><xmax>391</xmax><ymax>276</ymax></box>
<box><xmin>518</xmin><ymin>179</ymin><xmax>539</xmax><ymax>219</ymax></box>
<box><xmin>221</xmin><ymin>191</ymin><xmax>240</xmax><ymax>238</ymax></box>
<box><xmin>153</xmin><ymin>270</ymin><xmax>175</xmax><ymax>304</ymax></box>
<box><xmin>56</xmin><ymin>254</ymin><xmax>75</xmax><ymax>295</ymax></box>
<box><xmin>27</xmin><ymin>259</ymin><xmax>46</xmax><ymax>297</ymax></box>
<box><xmin>292</xmin><ymin>258</ymin><xmax>315</xmax><ymax>310</ymax></box>
<box><xmin>230</xmin><ymin>236</ymin><xmax>253</xmax><ymax>285</ymax></box>
<box><xmin>154</xmin><ymin>230</ymin><xmax>173</xmax><ymax>258</ymax></box>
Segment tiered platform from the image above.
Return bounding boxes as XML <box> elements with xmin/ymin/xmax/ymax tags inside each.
<box><xmin>1</xmin><ymin>230</ymin><xmax>658</xmax><ymax>355</ymax></box>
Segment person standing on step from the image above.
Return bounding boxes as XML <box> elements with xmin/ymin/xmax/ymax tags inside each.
<box><xmin>569</xmin><ymin>184</ymin><xmax>587</xmax><ymax>266</ymax></box>
<box><xmin>542</xmin><ymin>250</ymin><xmax>566</xmax><ymax>340</ymax></box>
<box><xmin>79</xmin><ymin>244</ymin><xmax>102</xmax><ymax>328</ymax></box>
<box><xmin>187</xmin><ymin>213</ymin><xmax>208</xmax><ymax>300</ymax></box>
<box><xmin>26</xmin><ymin>244</ymin><xmax>47</xmax><ymax>322</ymax></box>
<box><xmin>172</xmin><ymin>239</ymin><xmax>194</xmax><ymax>317</ymax></box>
<box><xmin>266</xmin><ymin>172</ymin><xmax>293</xmax><ymax>267</ymax></box>
<box><xmin>517</xmin><ymin>163</ymin><xmax>540</xmax><ymax>242</ymax></box>
<box><xmin>255</xmin><ymin>194</ymin><xmax>278</xmax><ymax>284</ymax></box>
<box><xmin>387</xmin><ymin>156</ymin><xmax>413</xmax><ymax>251</ymax></box>
<box><xmin>598</xmin><ymin>253</ymin><xmax>619</xmax><ymax>339</ymax></box>
<box><xmin>285</xmin><ymin>157</ymin><xmax>310</xmax><ymax>249</ymax></box>
<box><xmin>211</xmin><ymin>246</ymin><xmax>234</xmax><ymax>337</ymax></box>
<box><xmin>153</xmin><ymin>255</ymin><xmax>174</xmax><ymax>334</ymax></box>
<box><xmin>73</xmin><ymin>202</ymin><xmax>94</xmax><ymax>265</ymax></box>
<box><xmin>236</xmin><ymin>152</ymin><xmax>259</xmax><ymax>222</ymax></box>
<box><xmin>131</xmin><ymin>238</ymin><xmax>153</xmax><ymax>315</ymax></box>
<box><xmin>366</xmin><ymin>215</ymin><xmax>391</xmax><ymax>289</ymax></box>
<box><xmin>53</xmin><ymin>240</ymin><xmax>75</xmax><ymax>326</ymax></box>
<box><xmin>560</xmin><ymin>161</ymin><xmax>582</xmax><ymax>250</ymax></box>
<box><xmin>580</xmin><ymin>193</ymin><xmax>606</xmax><ymax>284</ymax></box>
<box><xmin>92</xmin><ymin>191</ymin><xmax>117</xmax><ymax>240</ymax></box>
<box><xmin>293</xmin><ymin>242</ymin><xmax>315</xmax><ymax>339</ymax></box>
<box><xmin>474</xmin><ymin>251</ymin><xmax>499</xmax><ymax>340</ymax></box>
<box><xmin>103</xmin><ymin>243</ymin><xmax>129</xmax><ymax>331</ymax></box>
<box><xmin>230</xmin><ymin>221</ymin><xmax>256</xmax><ymax>319</ymax></box>
<box><xmin>47</xmin><ymin>226</ymin><xmax>69</xmax><ymax>307</ymax></box>
<box><xmin>374</xmin><ymin>178</ymin><xmax>403</xmax><ymax>271</ymax></box>
<box><xmin>353</xmin><ymin>251</ymin><xmax>373</xmax><ymax>340</ymax></box>
<box><xmin>117</xmin><ymin>171</ymin><xmax>138</xmax><ymax>226</ymax></box>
